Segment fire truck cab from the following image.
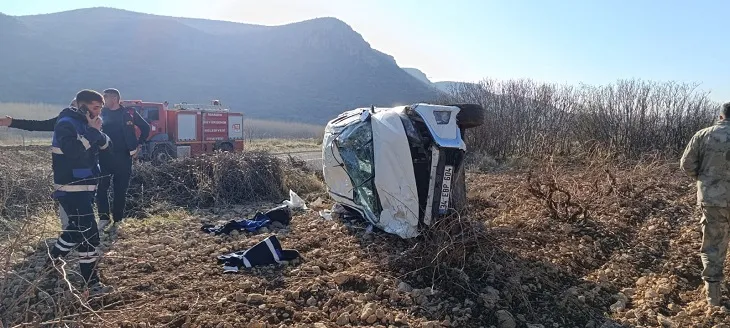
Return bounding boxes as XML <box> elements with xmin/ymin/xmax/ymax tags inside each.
<box><xmin>121</xmin><ymin>99</ymin><xmax>244</xmax><ymax>163</ymax></box>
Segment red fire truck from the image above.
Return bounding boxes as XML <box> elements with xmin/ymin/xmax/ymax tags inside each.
<box><xmin>121</xmin><ymin>99</ymin><xmax>245</xmax><ymax>163</ymax></box>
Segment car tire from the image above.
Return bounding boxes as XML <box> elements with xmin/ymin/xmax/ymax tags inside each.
<box><xmin>452</xmin><ymin>104</ymin><xmax>485</xmax><ymax>129</ymax></box>
<box><xmin>218</xmin><ymin>142</ymin><xmax>234</xmax><ymax>152</ymax></box>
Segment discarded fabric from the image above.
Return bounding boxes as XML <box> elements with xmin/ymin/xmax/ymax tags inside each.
<box><xmin>201</xmin><ymin>212</ymin><xmax>270</xmax><ymax>235</ymax></box>
<box><xmin>265</xmin><ymin>205</ymin><xmax>292</xmax><ymax>225</ymax></box>
<box><xmin>201</xmin><ymin>206</ymin><xmax>292</xmax><ymax>235</ymax></box>
<box><xmin>217</xmin><ymin>235</ymin><xmax>300</xmax><ymax>272</ymax></box>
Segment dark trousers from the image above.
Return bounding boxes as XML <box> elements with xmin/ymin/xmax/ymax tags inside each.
<box><xmin>50</xmin><ymin>191</ymin><xmax>100</xmax><ymax>285</ymax></box>
<box><xmin>97</xmin><ymin>152</ymin><xmax>132</xmax><ymax>223</ymax></box>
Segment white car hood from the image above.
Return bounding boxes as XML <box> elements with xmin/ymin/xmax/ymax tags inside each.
<box><xmin>322</xmin><ymin>107</ymin><xmax>421</xmax><ymax>238</ymax></box>
<box><xmin>370</xmin><ymin>108</ymin><xmax>420</xmax><ymax>238</ymax></box>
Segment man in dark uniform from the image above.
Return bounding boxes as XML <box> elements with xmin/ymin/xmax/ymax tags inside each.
<box><xmin>96</xmin><ymin>88</ymin><xmax>150</xmax><ymax>233</ymax></box>
<box><xmin>49</xmin><ymin>89</ymin><xmax>113</xmax><ymax>295</ymax></box>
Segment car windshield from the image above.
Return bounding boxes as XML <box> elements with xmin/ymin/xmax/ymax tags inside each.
<box><xmin>335</xmin><ymin>119</ymin><xmax>382</xmax><ymax>221</ymax></box>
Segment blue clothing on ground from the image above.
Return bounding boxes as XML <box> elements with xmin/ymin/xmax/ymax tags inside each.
<box><xmin>201</xmin><ymin>213</ymin><xmax>271</xmax><ymax>235</ymax></box>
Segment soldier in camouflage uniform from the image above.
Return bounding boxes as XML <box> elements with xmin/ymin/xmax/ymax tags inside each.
<box><xmin>680</xmin><ymin>102</ymin><xmax>730</xmax><ymax>307</ymax></box>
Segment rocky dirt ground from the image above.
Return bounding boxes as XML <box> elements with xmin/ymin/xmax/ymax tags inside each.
<box><xmin>2</xmin><ymin>150</ymin><xmax>730</xmax><ymax>327</ymax></box>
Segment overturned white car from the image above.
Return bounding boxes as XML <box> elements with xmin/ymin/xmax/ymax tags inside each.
<box><xmin>322</xmin><ymin>103</ymin><xmax>485</xmax><ymax>238</ymax></box>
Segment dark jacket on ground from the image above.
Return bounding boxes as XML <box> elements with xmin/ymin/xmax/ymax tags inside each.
<box><xmin>9</xmin><ymin>116</ymin><xmax>58</xmax><ymax>131</ymax></box>
<box><xmin>100</xmin><ymin>105</ymin><xmax>150</xmax><ymax>155</ymax></box>
<box><xmin>51</xmin><ymin>108</ymin><xmax>112</xmax><ymax>194</ymax></box>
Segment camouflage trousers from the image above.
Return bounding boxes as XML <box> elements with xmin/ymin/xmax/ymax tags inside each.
<box><xmin>700</xmin><ymin>206</ymin><xmax>730</xmax><ymax>282</ymax></box>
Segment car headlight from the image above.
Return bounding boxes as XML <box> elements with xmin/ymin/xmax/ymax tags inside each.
<box><xmin>433</xmin><ymin>110</ymin><xmax>452</xmax><ymax>124</ymax></box>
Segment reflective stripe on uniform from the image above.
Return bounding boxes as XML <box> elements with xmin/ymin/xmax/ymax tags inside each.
<box><xmin>78</xmin><ymin>257</ymin><xmax>98</xmax><ymax>264</ymax></box>
<box><xmin>99</xmin><ymin>135</ymin><xmax>111</xmax><ymax>150</ymax></box>
<box><xmin>53</xmin><ymin>237</ymin><xmax>77</xmax><ymax>252</ymax></box>
<box><xmin>51</xmin><ymin>147</ymin><xmax>63</xmax><ymax>154</ymax></box>
<box><xmin>78</xmin><ymin>134</ymin><xmax>91</xmax><ymax>150</ymax></box>
<box><xmin>77</xmin><ymin>251</ymin><xmax>97</xmax><ymax>257</ymax></box>
<box><xmin>57</xmin><ymin>237</ymin><xmax>75</xmax><ymax>248</ymax></box>
<box><xmin>55</xmin><ymin>184</ymin><xmax>96</xmax><ymax>192</ymax></box>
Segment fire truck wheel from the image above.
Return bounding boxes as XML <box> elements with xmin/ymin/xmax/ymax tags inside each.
<box><xmin>218</xmin><ymin>142</ymin><xmax>234</xmax><ymax>152</ymax></box>
<box><xmin>152</xmin><ymin>144</ymin><xmax>175</xmax><ymax>165</ymax></box>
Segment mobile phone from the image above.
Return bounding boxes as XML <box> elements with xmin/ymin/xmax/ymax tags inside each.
<box><xmin>78</xmin><ymin>104</ymin><xmax>89</xmax><ymax>116</ymax></box>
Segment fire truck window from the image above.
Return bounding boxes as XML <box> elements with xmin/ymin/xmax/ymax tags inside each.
<box><xmin>145</xmin><ymin>107</ymin><xmax>160</xmax><ymax>121</ymax></box>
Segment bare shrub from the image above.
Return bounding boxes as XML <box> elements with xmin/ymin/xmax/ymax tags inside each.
<box><xmin>440</xmin><ymin>78</ymin><xmax>718</xmax><ymax>160</ymax></box>
<box><xmin>0</xmin><ymin>146</ymin><xmax>55</xmax><ymax>228</ymax></box>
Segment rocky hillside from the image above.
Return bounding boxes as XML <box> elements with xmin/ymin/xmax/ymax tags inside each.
<box><xmin>0</xmin><ymin>8</ymin><xmax>439</xmax><ymax>124</ymax></box>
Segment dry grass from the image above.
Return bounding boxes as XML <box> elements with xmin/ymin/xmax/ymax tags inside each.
<box><xmin>244</xmin><ymin>138</ymin><xmax>321</xmax><ymax>153</ymax></box>
<box><xmin>244</xmin><ymin>119</ymin><xmax>324</xmax><ymax>140</ymax></box>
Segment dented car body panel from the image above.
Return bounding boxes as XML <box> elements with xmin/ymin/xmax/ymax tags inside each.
<box><xmin>322</xmin><ymin>103</ymin><xmax>481</xmax><ymax>238</ymax></box>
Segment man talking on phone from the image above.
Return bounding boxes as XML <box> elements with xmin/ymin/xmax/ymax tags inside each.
<box><xmin>96</xmin><ymin>88</ymin><xmax>150</xmax><ymax>234</ymax></box>
<box><xmin>49</xmin><ymin>89</ymin><xmax>113</xmax><ymax>295</ymax></box>
<box><xmin>0</xmin><ymin>90</ymin><xmax>150</xmax><ymax>234</ymax></box>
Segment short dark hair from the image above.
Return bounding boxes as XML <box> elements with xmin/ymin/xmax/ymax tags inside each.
<box><xmin>75</xmin><ymin>89</ymin><xmax>104</xmax><ymax>105</ymax></box>
<box><xmin>103</xmin><ymin>88</ymin><xmax>120</xmax><ymax>98</ymax></box>
<box><xmin>723</xmin><ymin>102</ymin><xmax>730</xmax><ymax>118</ymax></box>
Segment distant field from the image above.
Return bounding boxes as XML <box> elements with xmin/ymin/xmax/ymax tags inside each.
<box><xmin>245</xmin><ymin>138</ymin><xmax>320</xmax><ymax>153</ymax></box>
<box><xmin>0</xmin><ymin>102</ymin><xmax>59</xmax><ymax>145</ymax></box>
<box><xmin>0</xmin><ymin>102</ymin><xmax>324</xmax><ymax>146</ymax></box>
<box><xmin>243</xmin><ymin>118</ymin><xmax>324</xmax><ymax>140</ymax></box>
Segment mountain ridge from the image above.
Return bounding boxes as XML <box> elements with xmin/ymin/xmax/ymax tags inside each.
<box><xmin>0</xmin><ymin>7</ymin><xmax>440</xmax><ymax>124</ymax></box>
<box><xmin>402</xmin><ymin>67</ymin><xmax>479</xmax><ymax>94</ymax></box>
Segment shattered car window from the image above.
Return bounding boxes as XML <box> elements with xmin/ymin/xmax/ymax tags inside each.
<box><xmin>335</xmin><ymin>119</ymin><xmax>382</xmax><ymax>222</ymax></box>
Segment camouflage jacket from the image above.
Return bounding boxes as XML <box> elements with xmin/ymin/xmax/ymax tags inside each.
<box><xmin>681</xmin><ymin>120</ymin><xmax>730</xmax><ymax>207</ymax></box>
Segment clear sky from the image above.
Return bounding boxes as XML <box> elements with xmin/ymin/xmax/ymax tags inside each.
<box><xmin>2</xmin><ymin>0</ymin><xmax>728</xmax><ymax>101</ymax></box>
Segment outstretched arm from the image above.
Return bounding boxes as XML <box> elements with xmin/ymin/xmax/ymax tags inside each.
<box><xmin>4</xmin><ymin>116</ymin><xmax>59</xmax><ymax>132</ymax></box>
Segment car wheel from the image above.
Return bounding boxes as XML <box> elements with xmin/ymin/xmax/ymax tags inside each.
<box><xmin>452</xmin><ymin>104</ymin><xmax>485</xmax><ymax>129</ymax></box>
<box><xmin>218</xmin><ymin>142</ymin><xmax>234</xmax><ymax>152</ymax></box>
